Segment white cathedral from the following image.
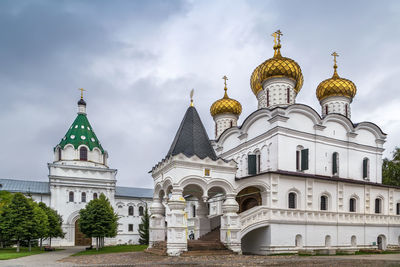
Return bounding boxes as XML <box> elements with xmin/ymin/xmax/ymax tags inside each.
<box><xmin>148</xmin><ymin>32</ymin><xmax>400</xmax><ymax>256</ymax></box>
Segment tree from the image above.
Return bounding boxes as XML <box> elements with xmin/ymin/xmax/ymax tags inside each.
<box><xmin>0</xmin><ymin>191</ymin><xmax>13</xmax><ymax>248</ymax></box>
<box><xmin>79</xmin><ymin>193</ymin><xmax>118</xmax><ymax>250</ymax></box>
<box><xmin>1</xmin><ymin>193</ymin><xmax>35</xmax><ymax>252</ymax></box>
<box><xmin>383</xmin><ymin>147</ymin><xmax>400</xmax><ymax>186</ymax></box>
<box><xmin>38</xmin><ymin>202</ymin><xmax>64</xmax><ymax>249</ymax></box>
<box><xmin>27</xmin><ymin>201</ymin><xmax>49</xmax><ymax>252</ymax></box>
<box><xmin>138</xmin><ymin>207</ymin><xmax>149</xmax><ymax>245</ymax></box>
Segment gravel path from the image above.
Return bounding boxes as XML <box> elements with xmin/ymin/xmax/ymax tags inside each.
<box><xmin>0</xmin><ymin>247</ymin><xmax>85</xmax><ymax>267</ymax></box>
<box><xmin>61</xmin><ymin>251</ymin><xmax>400</xmax><ymax>267</ymax></box>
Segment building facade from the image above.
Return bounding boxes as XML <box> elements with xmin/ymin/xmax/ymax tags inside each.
<box><xmin>149</xmin><ymin>32</ymin><xmax>400</xmax><ymax>256</ymax></box>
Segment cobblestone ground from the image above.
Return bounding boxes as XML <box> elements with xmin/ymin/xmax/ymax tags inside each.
<box><xmin>60</xmin><ymin>251</ymin><xmax>400</xmax><ymax>267</ymax></box>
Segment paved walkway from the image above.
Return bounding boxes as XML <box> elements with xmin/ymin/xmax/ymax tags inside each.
<box><xmin>0</xmin><ymin>247</ymin><xmax>85</xmax><ymax>267</ymax></box>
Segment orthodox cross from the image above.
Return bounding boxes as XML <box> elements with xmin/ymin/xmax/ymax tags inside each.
<box><xmin>79</xmin><ymin>88</ymin><xmax>86</xmax><ymax>99</ymax></box>
<box><xmin>222</xmin><ymin>75</ymin><xmax>228</xmax><ymax>88</ymax></box>
<box><xmin>272</xmin><ymin>30</ymin><xmax>283</xmax><ymax>45</ymax></box>
<box><xmin>331</xmin><ymin>52</ymin><xmax>339</xmax><ymax>65</ymax></box>
<box><xmin>190</xmin><ymin>89</ymin><xmax>194</xmax><ymax>107</ymax></box>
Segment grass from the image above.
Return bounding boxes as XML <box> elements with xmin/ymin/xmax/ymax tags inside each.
<box><xmin>0</xmin><ymin>247</ymin><xmax>47</xmax><ymax>260</ymax></box>
<box><xmin>72</xmin><ymin>244</ymin><xmax>148</xmax><ymax>256</ymax></box>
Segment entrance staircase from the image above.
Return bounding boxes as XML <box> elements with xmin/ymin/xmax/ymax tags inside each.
<box><xmin>146</xmin><ymin>227</ymin><xmax>234</xmax><ymax>256</ymax></box>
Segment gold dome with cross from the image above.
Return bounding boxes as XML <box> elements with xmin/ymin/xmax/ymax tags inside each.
<box><xmin>210</xmin><ymin>76</ymin><xmax>242</xmax><ymax>117</ymax></box>
<box><xmin>250</xmin><ymin>30</ymin><xmax>304</xmax><ymax>96</ymax></box>
<box><xmin>316</xmin><ymin>52</ymin><xmax>357</xmax><ymax>102</ymax></box>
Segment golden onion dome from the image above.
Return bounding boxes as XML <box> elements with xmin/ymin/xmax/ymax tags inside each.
<box><xmin>210</xmin><ymin>76</ymin><xmax>242</xmax><ymax>117</ymax></box>
<box><xmin>316</xmin><ymin>52</ymin><xmax>357</xmax><ymax>102</ymax></box>
<box><xmin>250</xmin><ymin>31</ymin><xmax>303</xmax><ymax>96</ymax></box>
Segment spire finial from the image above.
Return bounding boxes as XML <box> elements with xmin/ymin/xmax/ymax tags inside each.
<box><xmin>222</xmin><ymin>75</ymin><xmax>229</xmax><ymax>98</ymax></box>
<box><xmin>272</xmin><ymin>30</ymin><xmax>283</xmax><ymax>57</ymax></box>
<box><xmin>79</xmin><ymin>88</ymin><xmax>86</xmax><ymax>99</ymax></box>
<box><xmin>331</xmin><ymin>52</ymin><xmax>339</xmax><ymax>78</ymax></box>
<box><xmin>190</xmin><ymin>89</ymin><xmax>194</xmax><ymax>107</ymax></box>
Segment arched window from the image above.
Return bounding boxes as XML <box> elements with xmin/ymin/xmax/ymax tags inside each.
<box><xmin>397</xmin><ymin>203</ymin><xmax>400</xmax><ymax>215</ymax></box>
<box><xmin>69</xmin><ymin>191</ymin><xmax>74</xmax><ymax>202</ymax></box>
<box><xmin>349</xmin><ymin>198</ymin><xmax>356</xmax><ymax>212</ymax></box>
<box><xmin>80</xmin><ymin>147</ymin><xmax>88</xmax><ymax>161</ymax></box>
<box><xmin>296</xmin><ymin>146</ymin><xmax>309</xmax><ymax>171</ymax></box>
<box><xmin>58</xmin><ymin>148</ymin><xmax>62</xmax><ymax>161</ymax></box>
<box><xmin>325</xmin><ymin>235</ymin><xmax>331</xmax><ymax>247</ymax></box>
<box><xmin>375</xmin><ymin>198</ymin><xmax>382</xmax><ymax>214</ymax></box>
<box><xmin>320</xmin><ymin>195</ymin><xmax>328</xmax><ymax>211</ymax></box>
<box><xmin>351</xmin><ymin>235</ymin><xmax>357</xmax><ymax>247</ymax></box>
<box><xmin>128</xmin><ymin>206</ymin><xmax>134</xmax><ymax>216</ymax></box>
<box><xmin>230</xmin><ymin>121</ymin><xmax>233</xmax><ymax>128</ymax></box>
<box><xmin>295</xmin><ymin>234</ymin><xmax>302</xmax><ymax>248</ymax></box>
<box><xmin>288</xmin><ymin>192</ymin><xmax>296</xmax><ymax>209</ymax></box>
<box><xmin>332</xmin><ymin>152</ymin><xmax>339</xmax><ymax>176</ymax></box>
<box><xmin>192</xmin><ymin>205</ymin><xmax>196</xmax><ymax>218</ymax></box>
<box><xmin>139</xmin><ymin>206</ymin><xmax>144</xmax><ymax>216</ymax></box>
<box><xmin>345</xmin><ymin>104</ymin><xmax>348</xmax><ymax>117</ymax></box>
<box><xmin>266</xmin><ymin>90</ymin><xmax>270</xmax><ymax>106</ymax></box>
<box><xmin>287</xmin><ymin>87</ymin><xmax>290</xmax><ymax>103</ymax></box>
<box><xmin>248</xmin><ymin>154</ymin><xmax>257</xmax><ymax>175</ymax></box>
<box><xmin>256</xmin><ymin>152</ymin><xmax>261</xmax><ymax>174</ymax></box>
<box><xmin>362</xmin><ymin>158</ymin><xmax>369</xmax><ymax>179</ymax></box>
<box><xmin>93</xmin><ymin>193</ymin><xmax>98</xmax><ymax>200</ymax></box>
<box><xmin>81</xmin><ymin>192</ymin><xmax>86</xmax><ymax>203</ymax></box>
<box><xmin>325</xmin><ymin>105</ymin><xmax>328</xmax><ymax>115</ymax></box>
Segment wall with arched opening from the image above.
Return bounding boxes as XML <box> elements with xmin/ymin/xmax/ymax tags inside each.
<box><xmin>241</xmin><ymin>226</ymin><xmax>269</xmax><ymax>255</ymax></box>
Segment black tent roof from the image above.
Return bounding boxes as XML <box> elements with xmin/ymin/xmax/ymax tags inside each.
<box><xmin>167</xmin><ymin>106</ymin><xmax>217</xmax><ymax>160</ymax></box>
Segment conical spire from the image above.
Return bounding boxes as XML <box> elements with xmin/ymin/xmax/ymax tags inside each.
<box><xmin>167</xmin><ymin>106</ymin><xmax>217</xmax><ymax>160</ymax></box>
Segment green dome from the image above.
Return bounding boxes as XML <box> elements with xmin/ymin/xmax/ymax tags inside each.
<box><xmin>57</xmin><ymin>113</ymin><xmax>104</xmax><ymax>153</ymax></box>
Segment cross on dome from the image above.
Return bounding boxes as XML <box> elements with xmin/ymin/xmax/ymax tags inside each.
<box><xmin>190</xmin><ymin>89</ymin><xmax>194</xmax><ymax>107</ymax></box>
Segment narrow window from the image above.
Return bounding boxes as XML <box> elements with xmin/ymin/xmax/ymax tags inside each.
<box><xmin>288</xmin><ymin>192</ymin><xmax>296</xmax><ymax>209</ymax></box>
<box><xmin>350</xmin><ymin>198</ymin><xmax>356</xmax><ymax>212</ymax></box>
<box><xmin>215</xmin><ymin>124</ymin><xmax>217</xmax><ymax>137</ymax></box>
<box><xmin>128</xmin><ymin>224</ymin><xmax>133</xmax><ymax>232</ymax></box>
<box><xmin>320</xmin><ymin>195</ymin><xmax>328</xmax><ymax>210</ymax></box>
<box><xmin>248</xmin><ymin>155</ymin><xmax>257</xmax><ymax>175</ymax></box>
<box><xmin>332</xmin><ymin>152</ymin><xmax>338</xmax><ymax>175</ymax></box>
<box><xmin>301</xmin><ymin>149</ymin><xmax>309</xmax><ymax>171</ymax></box>
<box><xmin>139</xmin><ymin>206</ymin><xmax>144</xmax><ymax>216</ymax></box>
<box><xmin>128</xmin><ymin>206</ymin><xmax>134</xmax><ymax>216</ymax></box>
<box><xmin>266</xmin><ymin>90</ymin><xmax>270</xmax><ymax>106</ymax></box>
<box><xmin>296</xmin><ymin>150</ymin><xmax>300</xmax><ymax>171</ymax></box>
<box><xmin>230</xmin><ymin>121</ymin><xmax>233</xmax><ymax>128</ymax></box>
<box><xmin>287</xmin><ymin>87</ymin><xmax>290</xmax><ymax>103</ymax></box>
<box><xmin>69</xmin><ymin>191</ymin><xmax>74</xmax><ymax>202</ymax></box>
<box><xmin>325</xmin><ymin>105</ymin><xmax>328</xmax><ymax>115</ymax></box>
<box><xmin>93</xmin><ymin>193</ymin><xmax>98</xmax><ymax>200</ymax></box>
<box><xmin>375</xmin><ymin>198</ymin><xmax>381</xmax><ymax>214</ymax></box>
<box><xmin>58</xmin><ymin>148</ymin><xmax>62</xmax><ymax>161</ymax></box>
<box><xmin>192</xmin><ymin>205</ymin><xmax>196</xmax><ymax>218</ymax></box>
<box><xmin>257</xmin><ymin>154</ymin><xmax>261</xmax><ymax>173</ymax></box>
<box><xmin>81</xmin><ymin>192</ymin><xmax>86</xmax><ymax>203</ymax></box>
<box><xmin>80</xmin><ymin>147</ymin><xmax>88</xmax><ymax>161</ymax></box>
<box><xmin>345</xmin><ymin>104</ymin><xmax>348</xmax><ymax>117</ymax></box>
<box><xmin>363</xmin><ymin>158</ymin><xmax>369</xmax><ymax>179</ymax></box>
<box><xmin>397</xmin><ymin>203</ymin><xmax>400</xmax><ymax>215</ymax></box>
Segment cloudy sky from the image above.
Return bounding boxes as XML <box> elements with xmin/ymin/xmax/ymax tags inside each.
<box><xmin>1</xmin><ymin>0</ymin><xmax>399</xmax><ymax>188</ymax></box>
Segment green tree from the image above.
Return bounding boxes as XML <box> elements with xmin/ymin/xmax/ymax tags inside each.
<box><xmin>0</xmin><ymin>191</ymin><xmax>13</xmax><ymax>248</ymax></box>
<box><xmin>383</xmin><ymin>147</ymin><xmax>400</xmax><ymax>186</ymax></box>
<box><xmin>38</xmin><ymin>202</ymin><xmax>64</xmax><ymax>248</ymax></box>
<box><xmin>138</xmin><ymin>207</ymin><xmax>149</xmax><ymax>245</ymax></box>
<box><xmin>1</xmin><ymin>193</ymin><xmax>35</xmax><ymax>252</ymax></box>
<box><xmin>79</xmin><ymin>193</ymin><xmax>118</xmax><ymax>250</ymax></box>
<box><xmin>27</xmin><ymin>201</ymin><xmax>49</xmax><ymax>252</ymax></box>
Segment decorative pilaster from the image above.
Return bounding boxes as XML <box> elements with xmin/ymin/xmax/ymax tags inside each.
<box><xmin>166</xmin><ymin>188</ymin><xmax>187</xmax><ymax>256</ymax></box>
<box><xmin>220</xmin><ymin>194</ymin><xmax>241</xmax><ymax>254</ymax></box>
<box><xmin>149</xmin><ymin>197</ymin><xmax>166</xmax><ymax>248</ymax></box>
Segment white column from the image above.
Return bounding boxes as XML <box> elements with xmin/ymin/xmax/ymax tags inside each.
<box><xmin>149</xmin><ymin>197</ymin><xmax>166</xmax><ymax>248</ymax></box>
<box><xmin>197</xmin><ymin>197</ymin><xmax>211</xmax><ymax>238</ymax></box>
<box><xmin>220</xmin><ymin>193</ymin><xmax>241</xmax><ymax>253</ymax></box>
<box><xmin>166</xmin><ymin>188</ymin><xmax>187</xmax><ymax>256</ymax></box>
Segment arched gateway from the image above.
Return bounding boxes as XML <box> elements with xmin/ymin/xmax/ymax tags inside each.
<box><xmin>74</xmin><ymin>219</ymin><xmax>92</xmax><ymax>246</ymax></box>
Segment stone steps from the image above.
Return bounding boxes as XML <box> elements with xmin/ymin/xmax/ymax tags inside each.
<box><xmin>181</xmin><ymin>250</ymin><xmax>235</xmax><ymax>257</ymax></box>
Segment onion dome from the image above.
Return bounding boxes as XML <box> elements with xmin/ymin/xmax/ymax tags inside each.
<box><xmin>210</xmin><ymin>76</ymin><xmax>242</xmax><ymax>117</ymax></box>
<box><xmin>316</xmin><ymin>52</ymin><xmax>357</xmax><ymax>102</ymax></box>
<box><xmin>57</xmin><ymin>97</ymin><xmax>104</xmax><ymax>153</ymax></box>
<box><xmin>250</xmin><ymin>30</ymin><xmax>303</xmax><ymax>96</ymax></box>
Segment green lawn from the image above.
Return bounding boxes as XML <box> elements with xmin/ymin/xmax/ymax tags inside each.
<box><xmin>0</xmin><ymin>247</ymin><xmax>46</xmax><ymax>260</ymax></box>
<box><xmin>72</xmin><ymin>244</ymin><xmax>148</xmax><ymax>256</ymax></box>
